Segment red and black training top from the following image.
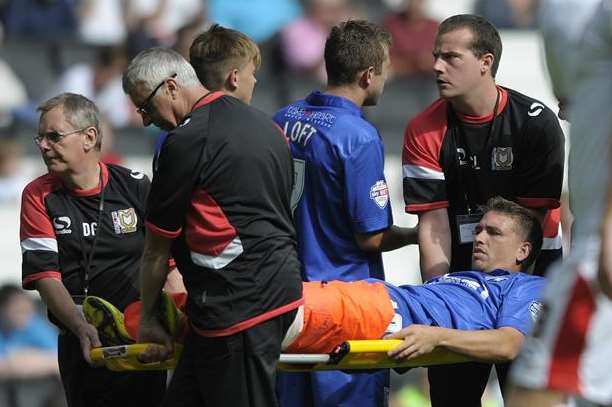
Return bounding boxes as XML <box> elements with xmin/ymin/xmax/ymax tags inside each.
<box><xmin>20</xmin><ymin>163</ymin><xmax>151</xmax><ymax>315</ymax></box>
<box><xmin>146</xmin><ymin>92</ymin><xmax>303</xmax><ymax>336</ymax></box>
<box><xmin>402</xmin><ymin>87</ymin><xmax>565</xmax><ymax>275</ymax></box>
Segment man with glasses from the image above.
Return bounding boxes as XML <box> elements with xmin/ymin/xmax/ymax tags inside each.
<box><xmin>122</xmin><ymin>48</ymin><xmax>302</xmax><ymax>407</ymax></box>
<box><xmin>19</xmin><ymin>93</ymin><xmax>169</xmax><ymax>406</ymax></box>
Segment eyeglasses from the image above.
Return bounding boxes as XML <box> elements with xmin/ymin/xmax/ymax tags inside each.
<box><xmin>34</xmin><ymin>128</ymin><xmax>88</xmax><ymax>146</ymax></box>
<box><xmin>136</xmin><ymin>73</ymin><xmax>177</xmax><ymax>115</ymax></box>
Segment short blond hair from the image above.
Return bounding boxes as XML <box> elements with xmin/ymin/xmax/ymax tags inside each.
<box><xmin>189</xmin><ymin>24</ymin><xmax>261</xmax><ymax>91</ymax></box>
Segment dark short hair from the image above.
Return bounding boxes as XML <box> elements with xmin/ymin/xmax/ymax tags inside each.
<box><xmin>481</xmin><ymin>197</ymin><xmax>543</xmax><ymax>271</ymax></box>
<box><xmin>437</xmin><ymin>14</ymin><xmax>502</xmax><ymax>77</ymax></box>
<box><xmin>324</xmin><ymin>20</ymin><xmax>391</xmax><ymax>86</ymax></box>
<box><xmin>37</xmin><ymin>93</ymin><xmax>102</xmax><ymax>151</ymax></box>
<box><xmin>189</xmin><ymin>24</ymin><xmax>261</xmax><ymax>91</ymax></box>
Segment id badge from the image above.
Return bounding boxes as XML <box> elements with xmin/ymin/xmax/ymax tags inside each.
<box><xmin>456</xmin><ymin>212</ymin><xmax>483</xmax><ymax>244</ymax></box>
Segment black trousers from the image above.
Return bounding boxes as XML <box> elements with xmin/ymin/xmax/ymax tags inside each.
<box><xmin>428</xmin><ymin>361</ymin><xmax>510</xmax><ymax>407</ymax></box>
<box><xmin>162</xmin><ymin>310</ymin><xmax>297</xmax><ymax>407</ymax></box>
<box><xmin>58</xmin><ymin>333</ymin><xmax>167</xmax><ymax>407</ymax></box>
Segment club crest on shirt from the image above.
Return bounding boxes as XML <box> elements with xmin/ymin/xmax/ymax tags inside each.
<box><xmin>491</xmin><ymin>147</ymin><xmax>513</xmax><ymax>171</ymax></box>
<box><xmin>369</xmin><ymin>180</ymin><xmax>389</xmax><ymax>209</ymax></box>
<box><xmin>111</xmin><ymin>208</ymin><xmax>138</xmax><ymax>234</ymax></box>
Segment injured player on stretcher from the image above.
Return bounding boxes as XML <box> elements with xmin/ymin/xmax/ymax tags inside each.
<box><xmin>87</xmin><ymin>197</ymin><xmax>545</xmax><ymax>364</ymax></box>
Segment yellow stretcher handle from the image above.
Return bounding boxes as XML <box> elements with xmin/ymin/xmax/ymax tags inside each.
<box><xmin>91</xmin><ymin>340</ymin><xmax>471</xmax><ymax>372</ymax></box>
<box><xmin>277</xmin><ymin>339</ymin><xmax>472</xmax><ymax>372</ymax></box>
<box><xmin>90</xmin><ymin>343</ymin><xmax>183</xmax><ymax>371</ymax></box>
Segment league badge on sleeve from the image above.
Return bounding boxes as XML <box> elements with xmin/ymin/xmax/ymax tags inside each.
<box><xmin>369</xmin><ymin>180</ymin><xmax>389</xmax><ymax>209</ymax></box>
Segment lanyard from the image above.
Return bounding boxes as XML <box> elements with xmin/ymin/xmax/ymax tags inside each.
<box><xmin>450</xmin><ymin>89</ymin><xmax>500</xmax><ymax>214</ymax></box>
<box><xmin>65</xmin><ymin>169</ymin><xmax>106</xmax><ymax>298</ymax></box>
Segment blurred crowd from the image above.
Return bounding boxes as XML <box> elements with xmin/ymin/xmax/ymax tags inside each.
<box><xmin>0</xmin><ymin>1</ymin><xmax>542</xmax><ymax>406</ymax></box>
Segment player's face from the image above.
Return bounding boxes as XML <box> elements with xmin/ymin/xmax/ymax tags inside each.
<box><xmin>364</xmin><ymin>45</ymin><xmax>391</xmax><ymax>107</ymax></box>
<box><xmin>432</xmin><ymin>28</ymin><xmax>486</xmax><ymax>100</ymax></box>
<box><xmin>130</xmin><ymin>79</ymin><xmax>177</xmax><ymax>131</ymax></box>
<box><xmin>233</xmin><ymin>59</ymin><xmax>258</xmax><ymax>105</ymax></box>
<box><xmin>37</xmin><ymin>107</ymin><xmax>89</xmax><ymax>174</ymax></box>
<box><xmin>471</xmin><ymin>211</ymin><xmax>528</xmax><ymax>272</ymax></box>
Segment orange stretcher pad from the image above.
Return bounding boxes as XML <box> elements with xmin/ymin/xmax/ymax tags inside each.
<box><xmin>90</xmin><ymin>340</ymin><xmax>472</xmax><ymax>372</ymax></box>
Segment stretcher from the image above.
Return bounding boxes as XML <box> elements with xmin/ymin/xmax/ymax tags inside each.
<box><xmin>90</xmin><ymin>340</ymin><xmax>472</xmax><ymax>372</ymax></box>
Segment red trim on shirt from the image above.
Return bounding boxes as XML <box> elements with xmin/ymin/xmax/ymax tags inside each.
<box><xmin>20</xmin><ymin>175</ymin><xmax>62</xmax><ymax>240</ymax></box>
<box><xmin>455</xmin><ymin>87</ymin><xmax>509</xmax><ymax>124</ymax></box>
<box><xmin>191</xmin><ymin>91</ymin><xmax>225</xmax><ymax>112</ymax></box>
<box><xmin>402</xmin><ymin>99</ymin><xmax>447</xmax><ymax>173</ymax></box>
<box><xmin>70</xmin><ymin>162</ymin><xmax>109</xmax><ymax>197</ymax></box>
<box><xmin>405</xmin><ymin>201</ymin><xmax>449</xmax><ymax>213</ymax></box>
<box><xmin>23</xmin><ymin>271</ymin><xmax>62</xmax><ymax>289</ymax></box>
<box><xmin>191</xmin><ymin>297</ymin><xmax>304</xmax><ymax>337</ymax></box>
<box><xmin>185</xmin><ymin>189</ymin><xmax>237</xmax><ymax>256</ymax></box>
<box><xmin>516</xmin><ymin>197</ymin><xmax>560</xmax><ymax>209</ymax></box>
<box><xmin>542</xmin><ymin>208</ymin><xmax>561</xmax><ymax>238</ymax></box>
<box><xmin>548</xmin><ymin>273</ymin><xmax>595</xmax><ymax>393</ymax></box>
<box><xmin>145</xmin><ymin>221</ymin><xmax>182</xmax><ymax>239</ymax></box>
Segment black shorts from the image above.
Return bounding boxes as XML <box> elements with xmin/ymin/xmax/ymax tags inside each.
<box><xmin>58</xmin><ymin>333</ymin><xmax>167</xmax><ymax>407</ymax></box>
<box><xmin>162</xmin><ymin>310</ymin><xmax>297</xmax><ymax>407</ymax></box>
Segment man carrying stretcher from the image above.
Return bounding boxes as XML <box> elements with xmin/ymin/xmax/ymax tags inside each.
<box><xmin>86</xmin><ymin>197</ymin><xmax>545</xmax><ymax>364</ymax></box>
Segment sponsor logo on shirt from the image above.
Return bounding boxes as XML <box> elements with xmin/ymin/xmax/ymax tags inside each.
<box><xmin>431</xmin><ymin>274</ymin><xmax>490</xmax><ymax>299</ymax></box>
<box><xmin>285</xmin><ymin>106</ymin><xmax>335</xmax><ymax>128</ymax></box>
<box><xmin>491</xmin><ymin>147</ymin><xmax>513</xmax><ymax>171</ymax></box>
<box><xmin>528</xmin><ymin>102</ymin><xmax>544</xmax><ymax>117</ymax></box>
<box><xmin>53</xmin><ymin>216</ymin><xmax>72</xmax><ymax>234</ymax></box>
<box><xmin>369</xmin><ymin>180</ymin><xmax>389</xmax><ymax>209</ymax></box>
<box><xmin>111</xmin><ymin>208</ymin><xmax>138</xmax><ymax>234</ymax></box>
<box><xmin>130</xmin><ymin>171</ymin><xmax>145</xmax><ymax>180</ymax></box>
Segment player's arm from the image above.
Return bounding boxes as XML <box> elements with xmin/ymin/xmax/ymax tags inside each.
<box><xmin>402</xmin><ymin>118</ymin><xmax>450</xmax><ymax>280</ymax></box>
<box><xmin>387</xmin><ymin>324</ymin><xmax>524</xmax><ymax>362</ymax></box>
<box><xmin>417</xmin><ymin>208</ymin><xmax>451</xmax><ymax>281</ymax></box>
<box><xmin>354</xmin><ymin>225</ymin><xmax>418</xmax><ymax>252</ymax></box>
<box><xmin>139</xmin><ymin>232</ymin><xmax>173</xmax><ymax>324</ymax></box>
<box><xmin>35</xmin><ymin>279</ymin><xmax>101</xmax><ymax>363</ymax></box>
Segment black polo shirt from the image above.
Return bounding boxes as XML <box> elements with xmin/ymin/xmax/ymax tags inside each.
<box><xmin>146</xmin><ymin>92</ymin><xmax>303</xmax><ymax>336</ymax></box>
<box><xmin>403</xmin><ymin>86</ymin><xmax>565</xmax><ymax>275</ymax></box>
<box><xmin>20</xmin><ymin>163</ymin><xmax>150</xmax><ymax>314</ymax></box>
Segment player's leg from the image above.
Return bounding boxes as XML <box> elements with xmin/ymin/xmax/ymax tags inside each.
<box><xmin>427</xmin><ymin>362</ymin><xmax>491</xmax><ymax>407</ymax></box>
<box><xmin>277</xmin><ymin>372</ymin><xmax>313</xmax><ymax>407</ymax></box>
<box><xmin>161</xmin><ymin>331</ymin><xmax>205</xmax><ymax>407</ymax></box>
<box><xmin>310</xmin><ymin>370</ymin><xmax>390</xmax><ymax>407</ymax></box>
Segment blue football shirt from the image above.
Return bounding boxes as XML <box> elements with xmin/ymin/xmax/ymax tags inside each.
<box><xmin>273</xmin><ymin>91</ymin><xmax>393</xmax><ymax>281</ymax></box>
<box><xmin>380</xmin><ymin>270</ymin><xmax>545</xmax><ymax>335</ymax></box>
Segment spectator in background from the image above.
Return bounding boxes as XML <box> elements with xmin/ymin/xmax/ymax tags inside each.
<box><xmin>0</xmin><ymin>28</ymin><xmax>27</xmax><ymax>129</ymax></box>
<box><xmin>383</xmin><ymin>0</ymin><xmax>438</xmax><ymax>78</ymax></box>
<box><xmin>2</xmin><ymin>0</ymin><xmax>77</xmax><ymax>41</ymax></box>
<box><xmin>209</xmin><ymin>0</ymin><xmax>302</xmax><ymax>43</ymax></box>
<box><xmin>77</xmin><ymin>0</ymin><xmax>128</xmax><ymax>46</ymax></box>
<box><xmin>475</xmin><ymin>0</ymin><xmax>537</xmax><ymax>29</ymax></box>
<box><xmin>0</xmin><ymin>284</ymin><xmax>58</xmax><ymax>379</ymax></box>
<box><xmin>48</xmin><ymin>46</ymin><xmax>135</xmax><ymax>128</ymax></box>
<box><xmin>0</xmin><ymin>138</ymin><xmax>28</xmax><ymax>204</ymax></box>
<box><xmin>281</xmin><ymin>0</ymin><xmax>355</xmax><ymax>83</ymax></box>
<box><xmin>126</xmin><ymin>0</ymin><xmax>204</xmax><ymax>49</ymax></box>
